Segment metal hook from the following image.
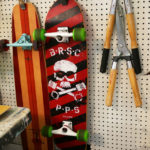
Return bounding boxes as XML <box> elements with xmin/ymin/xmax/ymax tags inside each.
<box><xmin>18</xmin><ymin>0</ymin><xmax>26</xmax><ymax>10</ymax></box>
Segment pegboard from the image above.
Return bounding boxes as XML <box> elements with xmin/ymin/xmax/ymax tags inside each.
<box><xmin>0</xmin><ymin>0</ymin><xmax>150</xmax><ymax>150</ymax></box>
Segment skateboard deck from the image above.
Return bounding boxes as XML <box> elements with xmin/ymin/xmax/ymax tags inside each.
<box><xmin>12</xmin><ymin>3</ymin><xmax>53</xmax><ymax>150</ymax></box>
<box><xmin>44</xmin><ymin>0</ymin><xmax>88</xmax><ymax>149</ymax></box>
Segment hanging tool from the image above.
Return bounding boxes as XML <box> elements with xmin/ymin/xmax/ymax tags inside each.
<box><xmin>100</xmin><ymin>0</ymin><xmax>141</xmax><ymax>74</ymax></box>
<box><xmin>18</xmin><ymin>0</ymin><xmax>26</xmax><ymax>10</ymax></box>
<box><xmin>105</xmin><ymin>3</ymin><xmax>142</xmax><ymax>107</ymax></box>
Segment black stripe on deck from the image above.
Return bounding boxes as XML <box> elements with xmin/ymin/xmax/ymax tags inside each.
<box><xmin>51</xmin><ymin>96</ymin><xmax>87</xmax><ymax>116</ymax></box>
<box><xmin>45</xmin><ymin>6</ymin><xmax>81</xmax><ymax>30</ymax></box>
<box><xmin>52</xmin><ymin>0</ymin><xmax>64</xmax><ymax>8</ymax></box>
<box><xmin>55</xmin><ymin>135</ymin><xmax>91</xmax><ymax>147</ymax></box>
<box><xmin>55</xmin><ymin>136</ymin><xmax>76</xmax><ymax>144</ymax></box>
<box><xmin>47</xmin><ymin>60</ymin><xmax>87</xmax><ymax>81</ymax></box>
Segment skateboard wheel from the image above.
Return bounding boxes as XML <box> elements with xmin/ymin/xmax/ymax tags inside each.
<box><xmin>0</xmin><ymin>40</ymin><xmax>9</xmax><ymax>51</ymax></box>
<box><xmin>77</xmin><ymin>129</ymin><xmax>89</xmax><ymax>142</ymax></box>
<box><xmin>33</xmin><ymin>29</ymin><xmax>40</xmax><ymax>41</ymax></box>
<box><xmin>40</xmin><ymin>29</ymin><xmax>46</xmax><ymax>41</ymax></box>
<box><xmin>33</xmin><ymin>29</ymin><xmax>46</xmax><ymax>41</ymax></box>
<box><xmin>41</xmin><ymin>126</ymin><xmax>53</xmax><ymax>138</ymax></box>
<box><xmin>73</xmin><ymin>28</ymin><xmax>86</xmax><ymax>41</ymax></box>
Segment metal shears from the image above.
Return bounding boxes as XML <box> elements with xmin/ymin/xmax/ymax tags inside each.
<box><xmin>102</xmin><ymin>1</ymin><xmax>142</xmax><ymax>107</ymax></box>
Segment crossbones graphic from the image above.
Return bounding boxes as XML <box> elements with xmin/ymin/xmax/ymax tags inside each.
<box><xmin>48</xmin><ymin>60</ymin><xmax>86</xmax><ymax>101</ymax></box>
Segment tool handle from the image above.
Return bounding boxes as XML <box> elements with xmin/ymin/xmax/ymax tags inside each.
<box><xmin>126</xmin><ymin>14</ymin><xmax>142</xmax><ymax>74</ymax></box>
<box><xmin>106</xmin><ymin>69</ymin><xmax>117</xmax><ymax>107</ymax></box>
<box><xmin>104</xmin><ymin>14</ymin><xmax>115</xmax><ymax>48</ymax></box>
<box><xmin>100</xmin><ymin>15</ymin><xmax>115</xmax><ymax>73</ymax></box>
<box><xmin>128</xmin><ymin>68</ymin><xmax>142</xmax><ymax>107</ymax></box>
<box><xmin>131</xmin><ymin>48</ymin><xmax>141</xmax><ymax>74</ymax></box>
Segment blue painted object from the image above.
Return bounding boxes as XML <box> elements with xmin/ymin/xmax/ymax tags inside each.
<box><xmin>7</xmin><ymin>34</ymin><xmax>32</xmax><ymax>50</ymax></box>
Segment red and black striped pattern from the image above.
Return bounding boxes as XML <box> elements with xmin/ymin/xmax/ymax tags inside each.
<box><xmin>45</xmin><ymin>0</ymin><xmax>87</xmax><ymax>149</ymax></box>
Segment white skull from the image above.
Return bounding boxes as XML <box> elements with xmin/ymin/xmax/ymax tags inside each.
<box><xmin>54</xmin><ymin>60</ymin><xmax>77</xmax><ymax>88</ymax></box>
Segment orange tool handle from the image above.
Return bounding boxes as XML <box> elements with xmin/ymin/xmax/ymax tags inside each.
<box><xmin>126</xmin><ymin>14</ymin><xmax>138</xmax><ymax>49</ymax></box>
<box><xmin>128</xmin><ymin>68</ymin><xmax>142</xmax><ymax>107</ymax></box>
<box><xmin>100</xmin><ymin>15</ymin><xmax>115</xmax><ymax>73</ymax></box>
<box><xmin>104</xmin><ymin>14</ymin><xmax>116</xmax><ymax>49</ymax></box>
<box><xmin>126</xmin><ymin>13</ymin><xmax>141</xmax><ymax>74</ymax></box>
<box><xmin>106</xmin><ymin>69</ymin><xmax>117</xmax><ymax>107</ymax></box>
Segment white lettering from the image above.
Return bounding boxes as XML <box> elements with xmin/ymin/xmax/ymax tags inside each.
<box><xmin>65</xmin><ymin>107</ymin><xmax>70</xmax><ymax>113</ymax></box>
<box><xmin>58</xmin><ymin>47</ymin><xmax>64</xmax><ymax>55</ymax></box>
<box><xmin>74</xmin><ymin>107</ymin><xmax>80</xmax><ymax>114</ymax></box>
<box><xmin>49</xmin><ymin>49</ymin><xmax>56</xmax><ymax>56</ymax></box>
<box><xmin>74</xmin><ymin>49</ymin><xmax>81</xmax><ymax>56</ymax></box>
<box><xmin>56</xmin><ymin>105</ymin><xmax>61</xmax><ymax>111</ymax></box>
<box><xmin>66</xmin><ymin>47</ymin><xmax>72</xmax><ymax>55</ymax></box>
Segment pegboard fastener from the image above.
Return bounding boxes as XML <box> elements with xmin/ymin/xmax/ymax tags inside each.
<box><xmin>18</xmin><ymin>0</ymin><xmax>26</xmax><ymax>10</ymax></box>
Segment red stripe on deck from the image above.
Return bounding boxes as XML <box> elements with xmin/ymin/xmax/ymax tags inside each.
<box><xmin>74</xmin><ymin>122</ymin><xmax>86</xmax><ymax>130</ymax></box>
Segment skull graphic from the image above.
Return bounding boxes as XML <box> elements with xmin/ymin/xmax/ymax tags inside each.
<box><xmin>54</xmin><ymin>60</ymin><xmax>77</xmax><ymax>88</ymax></box>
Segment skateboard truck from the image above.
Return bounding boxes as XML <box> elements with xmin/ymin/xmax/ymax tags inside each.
<box><xmin>8</xmin><ymin>34</ymin><xmax>32</xmax><ymax>50</ymax></box>
<box><xmin>41</xmin><ymin>121</ymin><xmax>89</xmax><ymax>142</ymax></box>
<box><xmin>52</xmin><ymin>121</ymin><xmax>77</xmax><ymax>137</ymax></box>
<box><xmin>0</xmin><ymin>34</ymin><xmax>40</xmax><ymax>51</ymax></box>
<box><xmin>45</xmin><ymin>27</ymin><xmax>72</xmax><ymax>43</ymax></box>
<box><xmin>33</xmin><ymin>27</ymin><xmax>86</xmax><ymax>43</ymax></box>
<box><xmin>51</xmin><ymin>82</ymin><xmax>86</xmax><ymax>100</ymax></box>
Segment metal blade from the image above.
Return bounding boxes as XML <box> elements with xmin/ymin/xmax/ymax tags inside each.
<box><xmin>110</xmin><ymin>0</ymin><xmax>118</xmax><ymax>14</ymax></box>
<box><xmin>124</xmin><ymin>0</ymin><xmax>133</xmax><ymax>14</ymax></box>
<box><xmin>116</xmin><ymin>4</ymin><xmax>131</xmax><ymax>56</ymax></box>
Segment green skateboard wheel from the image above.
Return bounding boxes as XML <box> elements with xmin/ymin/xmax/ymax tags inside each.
<box><xmin>77</xmin><ymin>129</ymin><xmax>89</xmax><ymax>142</ymax></box>
<box><xmin>41</xmin><ymin>126</ymin><xmax>53</xmax><ymax>138</ymax></box>
<box><xmin>40</xmin><ymin>29</ymin><xmax>46</xmax><ymax>41</ymax></box>
<box><xmin>33</xmin><ymin>29</ymin><xmax>40</xmax><ymax>41</ymax></box>
<box><xmin>33</xmin><ymin>29</ymin><xmax>46</xmax><ymax>41</ymax></box>
<box><xmin>73</xmin><ymin>28</ymin><xmax>86</xmax><ymax>41</ymax></box>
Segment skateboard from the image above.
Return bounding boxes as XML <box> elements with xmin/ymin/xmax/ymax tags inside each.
<box><xmin>0</xmin><ymin>2</ymin><xmax>53</xmax><ymax>150</ymax></box>
<box><xmin>33</xmin><ymin>0</ymin><xmax>89</xmax><ymax>149</ymax></box>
